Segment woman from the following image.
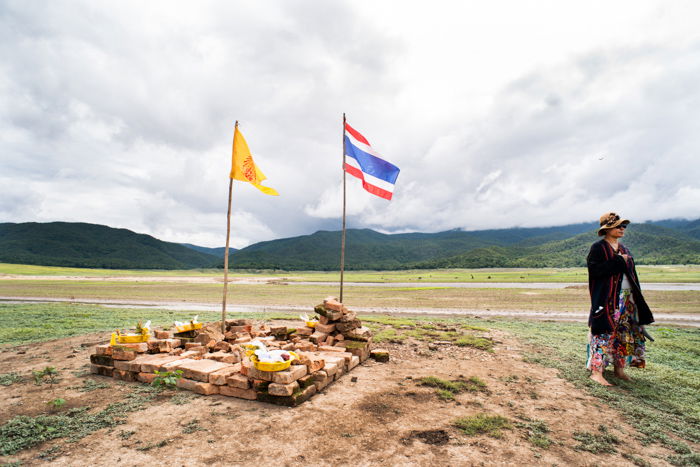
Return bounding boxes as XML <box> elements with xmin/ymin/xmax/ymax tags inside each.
<box><xmin>586</xmin><ymin>212</ymin><xmax>654</xmax><ymax>386</ymax></box>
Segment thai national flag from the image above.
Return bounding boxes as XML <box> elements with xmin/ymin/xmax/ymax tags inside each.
<box><xmin>343</xmin><ymin>122</ymin><xmax>400</xmax><ymax>200</ymax></box>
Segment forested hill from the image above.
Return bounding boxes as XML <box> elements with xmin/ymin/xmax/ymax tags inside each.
<box><xmin>2</xmin><ymin>220</ymin><xmax>698</xmax><ymax>270</ymax></box>
<box><xmin>228</xmin><ymin>219</ymin><xmax>700</xmax><ymax>270</ymax></box>
<box><xmin>0</xmin><ymin>222</ymin><xmax>218</xmax><ymax>269</ymax></box>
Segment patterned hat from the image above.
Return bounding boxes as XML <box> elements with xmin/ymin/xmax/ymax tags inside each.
<box><xmin>597</xmin><ymin>212</ymin><xmax>630</xmax><ymax>235</ymax></box>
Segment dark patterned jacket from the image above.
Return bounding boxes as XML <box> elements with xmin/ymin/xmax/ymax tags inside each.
<box><xmin>586</xmin><ymin>239</ymin><xmax>654</xmax><ymax>335</ymax></box>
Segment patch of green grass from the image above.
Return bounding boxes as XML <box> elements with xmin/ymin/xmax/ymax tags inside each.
<box><xmin>182</xmin><ymin>419</ymin><xmax>205</xmax><ymax>434</ymax></box>
<box><xmin>622</xmin><ymin>453</ymin><xmax>652</xmax><ymax>467</ymax></box>
<box><xmin>70</xmin><ymin>378</ymin><xmax>110</xmax><ymax>392</ymax></box>
<box><xmin>372</xmin><ymin>328</ymin><xmax>406</xmax><ymax>344</ymax></box>
<box><xmin>0</xmin><ymin>385</ymin><xmax>159</xmax><ymax>455</ymax></box>
<box><xmin>516</xmin><ymin>420</ymin><xmax>552</xmax><ymax>449</ymax></box>
<box><xmin>0</xmin><ymin>372</ymin><xmax>23</xmax><ymax>386</ymax></box>
<box><xmin>419</xmin><ymin>376</ymin><xmax>488</xmax><ymax>400</ymax></box>
<box><xmin>572</xmin><ymin>425</ymin><xmax>620</xmax><ymax>454</ymax></box>
<box><xmin>170</xmin><ymin>392</ymin><xmax>195</xmax><ymax>405</ymax></box>
<box><xmin>454</xmin><ymin>414</ymin><xmax>512</xmax><ymax>438</ymax></box>
<box><xmin>454</xmin><ymin>335</ymin><xmax>494</xmax><ymax>351</ymax></box>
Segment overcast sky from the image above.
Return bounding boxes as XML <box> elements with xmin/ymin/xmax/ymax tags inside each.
<box><xmin>2</xmin><ymin>1</ymin><xmax>699</xmax><ymax>248</ymax></box>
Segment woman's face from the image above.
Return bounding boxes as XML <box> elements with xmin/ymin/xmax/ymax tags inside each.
<box><xmin>606</xmin><ymin>225</ymin><xmax>627</xmax><ymax>239</ymax></box>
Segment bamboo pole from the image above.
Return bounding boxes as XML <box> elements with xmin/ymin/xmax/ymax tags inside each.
<box><xmin>340</xmin><ymin>113</ymin><xmax>347</xmax><ymax>303</ymax></box>
<box><xmin>221</xmin><ymin>121</ymin><xmax>237</xmax><ymax>333</ymax></box>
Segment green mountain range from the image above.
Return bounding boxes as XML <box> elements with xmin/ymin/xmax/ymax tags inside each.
<box><xmin>0</xmin><ymin>222</ymin><xmax>219</xmax><ymax>269</ymax></box>
<box><xmin>1</xmin><ymin>219</ymin><xmax>698</xmax><ymax>270</ymax></box>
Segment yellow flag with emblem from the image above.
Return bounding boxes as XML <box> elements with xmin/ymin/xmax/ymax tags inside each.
<box><xmin>230</xmin><ymin>126</ymin><xmax>279</xmax><ymax>196</ymax></box>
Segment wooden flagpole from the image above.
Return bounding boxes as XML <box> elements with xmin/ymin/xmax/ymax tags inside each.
<box><xmin>221</xmin><ymin>121</ymin><xmax>237</xmax><ymax>333</ymax></box>
<box><xmin>340</xmin><ymin>113</ymin><xmax>347</xmax><ymax>303</ymax></box>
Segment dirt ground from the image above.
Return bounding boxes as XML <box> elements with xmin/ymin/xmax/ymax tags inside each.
<box><xmin>0</xmin><ymin>326</ymin><xmax>681</xmax><ymax>466</ymax></box>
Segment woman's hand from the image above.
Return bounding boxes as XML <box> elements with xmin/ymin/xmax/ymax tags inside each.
<box><xmin>620</xmin><ymin>254</ymin><xmax>630</xmax><ymax>261</ymax></box>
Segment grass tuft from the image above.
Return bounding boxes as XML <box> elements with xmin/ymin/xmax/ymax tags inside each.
<box><xmin>454</xmin><ymin>414</ymin><xmax>512</xmax><ymax>438</ymax></box>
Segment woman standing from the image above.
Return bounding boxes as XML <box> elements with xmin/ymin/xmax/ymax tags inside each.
<box><xmin>586</xmin><ymin>212</ymin><xmax>654</xmax><ymax>386</ymax></box>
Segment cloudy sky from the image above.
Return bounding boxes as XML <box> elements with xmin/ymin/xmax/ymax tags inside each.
<box><xmin>2</xmin><ymin>1</ymin><xmax>699</xmax><ymax>248</ymax></box>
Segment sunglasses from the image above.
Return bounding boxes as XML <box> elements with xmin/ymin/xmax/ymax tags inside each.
<box><xmin>617</xmin><ymin>225</ymin><xmax>627</xmax><ymax>230</ymax></box>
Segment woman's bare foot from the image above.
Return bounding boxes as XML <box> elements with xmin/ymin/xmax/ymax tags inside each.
<box><xmin>614</xmin><ymin>368</ymin><xmax>631</xmax><ymax>381</ymax></box>
<box><xmin>590</xmin><ymin>371</ymin><xmax>613</xmax><ymax>386</ymax></box>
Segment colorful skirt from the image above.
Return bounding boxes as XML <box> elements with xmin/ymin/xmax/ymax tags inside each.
<box><xmin>587</xmin><ymin>289</ymin><xmax>647</xmax><ymax>372</ymax></box>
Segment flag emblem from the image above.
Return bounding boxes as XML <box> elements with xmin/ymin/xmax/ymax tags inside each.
<box><xmin>344</xmin><ymin>122</ymin><xmax>400</xmax><ymax>200</ymax></box>
<box><xmin>230</xmin><ymin>126</ymin><xmax>279</xmax><ymax>196</ymax></box>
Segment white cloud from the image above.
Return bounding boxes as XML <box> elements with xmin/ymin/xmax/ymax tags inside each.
<box><xmin>1</xmin><ymin>0</ymin><xmax>700</xmax><ymax>247</ymax></box>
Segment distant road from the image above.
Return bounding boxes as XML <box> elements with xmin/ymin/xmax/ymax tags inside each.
<box><xmin>1</xmin><ymin>296</ymin><xmax>699</xmax><ymax>327</ymax></box>
<box><xmin>289</xmin><ymin>281</ymin><xmax>700</xmax><ymax>291</ymax></box>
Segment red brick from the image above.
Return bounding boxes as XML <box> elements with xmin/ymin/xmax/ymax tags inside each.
<box><xmin>176</xmin><ymin>378</ymin><xmax>219</xmax><ymax>395</ymax></box>
<box><xmin>140</xmin><ymin>355</ymin><xmax>185</xmax><ymax>373</ymax></box>
<box><xmin>323</xmin><ymin>297</ymin><xmax>344</xmax><ymax>312</ymax></box>
<box><xmin>95</xmin><ymin>344</ymin><xmax>112</xmax><ymax>356</ymax></box>
<box><xmin>114</xmin><ymin>360</ymin><xmax>141</xmax><ymax>372</ymax></box>
<box><xmin>309</xmin><ymin>332</ymin><xmax>329</xmax><ymax>344</ymax></box>
<box><xmin>177</xmin><ymin>359</ymin><xmax>231</xmax><ymax>382</ymax></box>
<box><xmin>205</xmin><ymin>351</ymin><xmax>240</xmax><ymax>364</ymax></box>
<box><xmin>268</xmin><ymin>381</ymin><xmax>299</xmax><ymax>396</ymax></box>
<box><xmin>314</xmin><ymin>323</ymin><xmax>336</xmax><ymax>334</ymax></box>
<box><xmin>348</xmin><ymin>355</ymin><xmax>360</xmax><ymax>370</ymax></box>
<box><xmin>318</xmin><ymin>345</ymin><xmax>346</xmax><ymax>353</ymax></box>
<box><xmin>295</xmin><ymin>327</ymin><xmax>313</xmax><ymax>336</ymax></box>
<box><xmin>209</xmin><ymin>364</ymin><xmax>242</xmax><ymax>385</ymax></box>
<box><xmin>90</xmin><ymin>364</ymin><xmax>113</xmax><ymax>377</ymax></box>
<box><xmin>219</xmin><ymin>385</ymin><xmax>256</xmax><ymax>400</ymax></box>
<box><xmin>226</xmin><ymin>373</ymin><xmax>250</xmax><ymax>389</ymax></box>
<box><xmin>137</xmin><ymin>372</ymin><xmax>158</xmax><ymax>384</ymax></box>
<box><xmin>112</xmin><ymin>348</ymin><xmax>137</xmax><ymax>361</ymax></box>
<box><xmin>112</xmin><ymin>369</ymin><xmax>138</xmax><ymax>382</ymax></box>
<box><xmin>185</xmin><ymin>342</ymin><xmax>205</xmax><ymax>350</ymax></box>
<box><xmin>161</xmin><ymin>357</ymin><xmax>198</xmax><ymax>372</ymax></box>
<box><xmin>118</xmin><ymin>342</ymin><xmax>149</xmax><ymax>353</ymax></box>
<box><xmin>155</xmin><ymin>330</ymin><xmax>174</xmax><ymax>339</ymax></box>
<box><xmin>312</xmin><ymin>370</ymin><xmax>332</xmax><ymax>391</ymax></box>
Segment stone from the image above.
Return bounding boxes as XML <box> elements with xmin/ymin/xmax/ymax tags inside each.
<box><xmin>176</xmin><ymin>378</ymin><xmax>219</xmax><ymax>395</ymax></box>
<box><xmin>323</xmin><ymin>361</ymin><xmax>339</xmax><ymax>377</ymax></box>
<box><xmin>268</xmin><ymin>381</ymin><xmax>299</xmax><ymax>396</ymax></box>
<box><xmin>213</xmin><ymin>341</ymin><xmax>232</xmax><ymax>352</ymax></box>
<box><xmin>295</xmin><ymin>353</ymin><xmax>325</xmax><ymax>372</ymax></box>
<box><xmin>90</xmin><ymin>364</ymin><xmax>114</xmax><ymax>377</ymax></box>
<box><xmin>112</xmin><ymin>348</ymin><xmax>138</xmax><ymax>361</ymax></box>
<box><xmin>176</xmin><ymin>359</ymin><xmax>231</xmax><ymax>382</ymax></box>
<box><xmin>155</xmin><ymin>330</ymin><xmax>174</xmax><ymax>339</ymax></box>
<box><xmin>256</xmin><ymin>384</ymin><xmax>316</xmax><ymax>407</ymax></box>
<box><xmin>295</xmin><ymin>327</ymin><xmax>313</xmax><ymax>336</ymax></box>
<box><xmin>370</xmin><ymin>349</ymin><xmax>390</xmax><ymax>362</ymax></box>
<box><xmin>209</xmin><ymin>364</ymin><xmax>242</xmax><ymax>385</ymax></box>
<box><xmin>157</xmin><ymin>339</ymin><xmax>181</xmax><ymax>353</ymax></box>
<box><xmin>348</xmin><ymin>355</ymin><xmax>360</xmax><ymax>370</ymax></box>
<box><xmin>318</xmin><ymin>315</ymin><xmax>330</xmax><ymax>325</ymax></box>
<box><xmin>90</xmin><ymin>354</ymin><xmax>114</xmax><ymax>366</ymax></box>
<box><xmin>219</xmin><ymin>385</ymin><xmax>257</xmax><ymax>400</ymax></box>
<box><xmin>226</xmin><ymin>373</ymin><xmax>250</xmax><ymax>389</ymax></box>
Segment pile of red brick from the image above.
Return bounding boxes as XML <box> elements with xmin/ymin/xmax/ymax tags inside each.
<box><xmin>89</xmin><ymin>298</ymin><xmax>377</xmax><ymax>406</ymax></box>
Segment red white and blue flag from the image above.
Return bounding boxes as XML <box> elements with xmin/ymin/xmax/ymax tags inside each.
<box><xmin>343</xmin><ymin>122</ymin><xmax>400</xmax><ymax>200</ymax></box>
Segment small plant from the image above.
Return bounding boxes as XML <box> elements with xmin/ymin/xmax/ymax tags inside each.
<box><xmin>454</xmin><ymin>335</ymin><xmax>494</xmax><ymax>352</ymax></box>
<box><xmin>419</xmin><ymin>375</ymin><xmax>488</xmax><ymax>400</ymax></box>
<box><xmin>70</xmin><ymin>379</ymin><xmax>110</xmax><ymax>392</ymax></box>
<box><xmin>47</xmin><ymin>398</ymin><xmax>66</xmax><ymax>411</ymax></box>
<box><xmin>33</xmin><ymin>367</ymin><xmax>59</xmax><ymax>386</ymax></box>
<box><xmin>454</xmin><ymin>414</ymin><xmax>512</xmax><ymax>438</ymax></box>
<box><xmin>0</xmin><ymin>372</ymin><xmax>23</xmax><ymax>386</ymax></box>
<box><xmin>170</xmin><ymin>392</ymin><xmax>195</xmax><ymax>405</ymax></box>
<box><xmin>436</xmin><ymin>389</ymin><xmax>455</xmax><ymax>401</ymax></box>
<box><xmin>151</xmin><ymin>370</ymin><xmax>183</xmax><ymax>390</ymax></box>
<box><xmin>119</xmin><ymin>430</ymin><xmax>136</xmax><ymax>440</ymax></box>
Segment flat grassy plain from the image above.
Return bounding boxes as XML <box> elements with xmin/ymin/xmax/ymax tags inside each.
<box><xmin>2</xmin><ymin>263</ymin><xmax>700</xmax><ymax>282</ymax></box>
<box><xmin>1</xmin><ymin>303</ymin><xmax>698</xmax><ymax>465</ymax></box>
<box><xmin>1</xmin><ymin>279</ymin><xmax>698</xmax><ymax>314</ymax></box>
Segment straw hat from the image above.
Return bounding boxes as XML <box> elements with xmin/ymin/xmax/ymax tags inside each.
<box><xmin>597</xmin><ymin>212</ymin><xmax>630</xmax><ymax>235</ymax></box>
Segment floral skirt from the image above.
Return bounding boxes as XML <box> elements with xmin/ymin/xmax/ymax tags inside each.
<box><xmin>587</xmin><ymin>289</ymin><xmax>647</xmax><ymax>372</ymax></box>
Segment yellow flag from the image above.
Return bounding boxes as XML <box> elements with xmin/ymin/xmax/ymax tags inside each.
<box><xmin>230</xmin><ymin>126</ymin><xmax>279</xmax><ymax>196</ymax></box>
